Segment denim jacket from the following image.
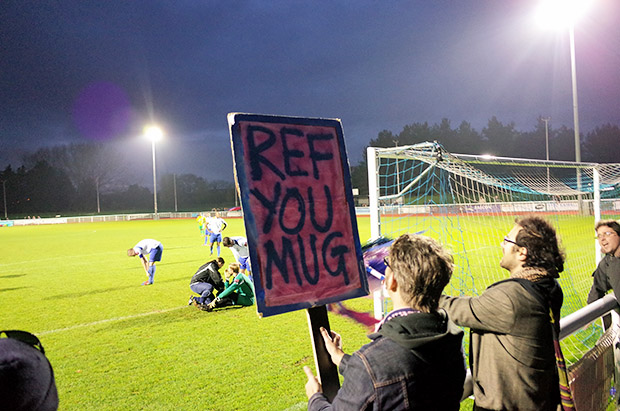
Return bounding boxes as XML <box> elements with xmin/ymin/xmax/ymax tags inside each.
<box><xmin>308</xmin><ymin>310</ymin><xmax>465</xmax><ymax>411</ymax></box>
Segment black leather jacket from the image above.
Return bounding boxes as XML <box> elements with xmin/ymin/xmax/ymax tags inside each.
<box><xmin>190</xmin><ymin>261</ymin><xmax>224</xmax><ymax>292</ymax></box>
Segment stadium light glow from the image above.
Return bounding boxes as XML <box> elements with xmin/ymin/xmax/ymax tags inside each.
<box><xmin>144</xmin><ymin>125</ymin><xmax>163</xmax><ymax>142</ymax></box>
<box><xmin>144</xmin><ymin>125</ymin><xmax>164</xmax><ymax>219</ymax></box>
<box><xmin>535</xmin><ymin>0</ymin><xmax>592</xmax><ymax>30</ymax></box>
<box><xmin>535</xmin><ymin>0</ymin><xmax>593</xmax><ymax>211</ymax></box>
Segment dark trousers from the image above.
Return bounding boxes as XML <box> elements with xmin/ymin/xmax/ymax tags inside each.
<box><xmin>190</xmin><ymin>282</ymin><xmax>215</xmax><ymax>304</ymax></box>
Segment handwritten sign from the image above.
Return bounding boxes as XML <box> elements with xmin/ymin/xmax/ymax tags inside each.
<box><xmin>228</xmin><ymin>113</ymin><xmax>368</xmax><ymax>317</ymax></box>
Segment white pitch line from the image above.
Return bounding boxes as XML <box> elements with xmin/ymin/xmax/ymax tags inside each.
<box><xmin>38</xmin><ymin>305</ymin><xmax>187</xmax><ymax>336</ymax></box>
<box><xmin>282</xmin><ymin>402</ymin><xmax>307</xmax><ymax>411</ymax></box>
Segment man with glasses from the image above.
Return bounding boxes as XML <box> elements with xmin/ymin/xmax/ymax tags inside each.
<box><xmin>0</xmin><ymin>330</ymin><xmax>58</xmax><ymax>410</ymax></box>
<box><xmin>440</xmin><ymin>216</ymin><xmax>565</xmax><ymax>411</ymax></box>
<box><xmin>587</xmin><ymin>220</ymin><xmax>620</xmax><ymax>327</ymax></box>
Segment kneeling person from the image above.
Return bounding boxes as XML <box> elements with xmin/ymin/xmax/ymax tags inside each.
<box><xmin>189</xmin><ymin>257</ymin><xmax>225</xmax><ymax>309</ymax></box>
<box><xmin>207</xmin><ymin>263</ymin><xmax>255</xmax><ymax>310</ymax></box>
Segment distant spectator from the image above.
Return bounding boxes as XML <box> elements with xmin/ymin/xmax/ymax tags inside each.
<box><xmin>127</xmin><ymin>239</ymin><xmax>163</xmax><ymax>285</ymax></box>
<box><xmin>0</xmin><ymin>330</ymin><xmax>58</xmax><ymax>411</ymax></box>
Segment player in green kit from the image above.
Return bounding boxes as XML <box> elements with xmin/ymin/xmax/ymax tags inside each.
<box><xmin>206</xmin><ymin>263</ymin><xmax>254</xmax><ymax>311</ymax></box>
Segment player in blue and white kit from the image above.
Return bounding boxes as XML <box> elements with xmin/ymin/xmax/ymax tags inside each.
<box><xmin>206</xmin><ymin>211</ymin><xmax>227</xmax><ymax>256</ymax></box>
<box><xmin>222</xmin><ymin>236</ymin><xmax>251</xmax><ymax>278</ymax></box>
<box><xmin>127</xmin><ymin>239</ymin><xmax>163</xmax><ymax>285</ymax></box>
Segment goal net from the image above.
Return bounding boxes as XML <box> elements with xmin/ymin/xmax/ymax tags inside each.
<box><xmin>367</xmin><ymin>141</ymin><xmax>620</xmax><ymax>369</ymax></box>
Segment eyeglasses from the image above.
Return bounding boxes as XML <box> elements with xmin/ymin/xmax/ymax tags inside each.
<box><xmin>383</xmin><ymin>257</ymin><xmax>391</xmax><ymax>268</ymax></box>
<box><xmin>0</xmin><ymin>330</ymin><xmax>45</xmax><ymax>354</ymax></box>
<box><xmin>502</xmin><ymin>237</ymin><xmax>521</xmax><ymax>247</ymax></box>
<box><xmin>596</xmin><ymin>231</ymin><xmax>618</xmax><ymax>240</ymax></box>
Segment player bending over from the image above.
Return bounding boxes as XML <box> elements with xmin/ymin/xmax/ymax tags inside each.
<box><xmin>222</xmin><ymin>236</ymin><xmax>251</xmax><ymax>278</ymax></box>
<box><xmin>127</xmin><ymin>239</ymin><xmax>163</xmax><ymax>285</ymax></box>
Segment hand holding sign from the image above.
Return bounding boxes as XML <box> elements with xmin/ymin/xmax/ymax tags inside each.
<box><xmin>319</xmin><ymin>327</ymin><xmax>344</xmax><ymax>367</ymax></box>
<box><xmin>303</xmin><ymin>366</ymin><xmax>322</xmax><ymax>398</ymax></box>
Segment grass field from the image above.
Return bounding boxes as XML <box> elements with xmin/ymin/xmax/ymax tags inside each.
<box><xmin>1</xmin><ymin>213</ymin><xmax>609</xmax><ymax>409</ymax></box>
<box><xmin>1</xmin><ymin>217</ymin><xmax>378</xmax><ymax>410</ymax></box>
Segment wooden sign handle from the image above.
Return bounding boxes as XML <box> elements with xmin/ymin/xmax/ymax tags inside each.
<box><xmin>307</xmin><ymin>305</ymin><xmax>340</xmax><ymax>402</ymax></box>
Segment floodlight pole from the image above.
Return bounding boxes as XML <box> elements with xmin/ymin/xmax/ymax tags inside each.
<box><xmin>173</xmin><ymin>173</ymin><xmax>178</xmax><ymax>212</ymax></box>
<box><xmin>2</xmin><ymin>180</ymin><xmax>7</xmax><ymax>220</ymax></box>
<box><xmin>543</xmin><ymin>117</ymin><xmax>551</xmax><ymax>194</ymax></box>
<box><xmin>536</xmin><ymin>1</ymin><xmax>586</xmax><ymax>212</ymax></box>
<box><xmin>145</xmin><ymin>125</ymin><xmax>163</xmax><ymax>220</ymax></box>
<box><xmin>570</xmin><ymin>23</ymin><xmax>581</xmax><ymax>166</ymax></box>
<box><xmin>393</xmin><ymin>140</ymin><xmax>400</xmax><ymax>196</ymax></box>
<box><xmin>569</xmin><ymin>23</ymin><xmax>583</xmax><ymax>213</ymax></box>
<box><xmin>151</xmin><ymin>138</ymin><xmax>158</xmax><ymax>219</ymax></box>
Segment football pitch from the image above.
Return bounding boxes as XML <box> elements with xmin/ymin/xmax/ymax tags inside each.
<box><xmin>0</xmin><ymin>217</ymin><xmax>376</xmax><ymax>410</ymax></box>
<box><xmin>0</xmin><ymin>214</ymin><xmax>602</xmax><ymax>410</ymax></box>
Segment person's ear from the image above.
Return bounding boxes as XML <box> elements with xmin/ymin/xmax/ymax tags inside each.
<box><xmin>517</xmin><ymin>246</ymin><xmax>528</xmax><ymax>262</ymax></box>
<box><xmin>386</xmin><ymin>271</ymin><xmax>398</xmax><ymax>292</ymax></box>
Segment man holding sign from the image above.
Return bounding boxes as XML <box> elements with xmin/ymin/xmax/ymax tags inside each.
<box><xmin>303</xmin><ymin>234</ymin><xmax>466</xmax><ymax>410</ymax></box>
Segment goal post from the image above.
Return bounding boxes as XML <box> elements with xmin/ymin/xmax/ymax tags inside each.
<box><xmin>366</xmin><ymin>141</ymin><xmax>620</xmax><ymax>371</ymax></box>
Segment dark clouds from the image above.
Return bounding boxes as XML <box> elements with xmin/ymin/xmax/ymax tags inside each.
<box><xmin>2</xmin><ymin>1</ymin><xmax>619</xmax><ymax>183</ymax></box>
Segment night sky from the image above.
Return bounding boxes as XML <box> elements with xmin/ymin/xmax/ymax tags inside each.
<box><xmin>2</xmin><ymin>1</ymin><xmax>619</xmax><ymax>184</ymax></box>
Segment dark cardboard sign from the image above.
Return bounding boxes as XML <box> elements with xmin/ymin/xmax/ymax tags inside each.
<box><xmin>228</xmin><ymin>113</ymin><xmax>368</xmax><ymax>317</ymax></box>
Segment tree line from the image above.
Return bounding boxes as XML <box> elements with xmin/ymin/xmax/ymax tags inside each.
<box><xmin>347</xmin><ymin>117</ymin><xmax>620</xmax><ymax>198</ymax></box>
<box><xmin>0</xmin><ymin>142</ymin><xmax>236</xmax><ymax>218</ymax></box>
<box><xmin>1</xmin><ymin>117</ymin><xmax>618</xmax><ymax>217</ymax></box>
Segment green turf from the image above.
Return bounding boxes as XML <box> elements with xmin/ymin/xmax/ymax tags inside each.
<box><xmin>0</xmin><ymin>218</ymin><xmax>375</xmax><ymax>410</ymax></box>
<box><xmin>0</xmin><ymin>214</ymin><xmax>611</xmax><ymax>410</ymax></box>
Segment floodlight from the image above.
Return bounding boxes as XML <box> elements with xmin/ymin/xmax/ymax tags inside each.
<box><xmin>144</xmin><ymin>125</ymin><xmax>164</xmax><ymax>142</ymax></box>
<box><xmin>535</xmin><ymin>0</ymin><xmax>592</xmax><ymax>30</ymax></box>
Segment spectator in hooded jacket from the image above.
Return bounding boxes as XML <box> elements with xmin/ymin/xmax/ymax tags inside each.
<box><xmin>303</xmin><ymin>234</ymin><xmax>465</xmax><ymax>410</ymax></box>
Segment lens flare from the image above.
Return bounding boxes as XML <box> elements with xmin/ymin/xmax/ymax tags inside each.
<box><xmin>72</xmin><ymin>81</ymin><xmax>132</xmax><ymax>141</ymax></box>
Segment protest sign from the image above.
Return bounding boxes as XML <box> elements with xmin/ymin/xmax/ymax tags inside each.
<box><xmin>228</xmin><ymin>113</ymin><xmax>368</xmax><ymax>317</ymax></box>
